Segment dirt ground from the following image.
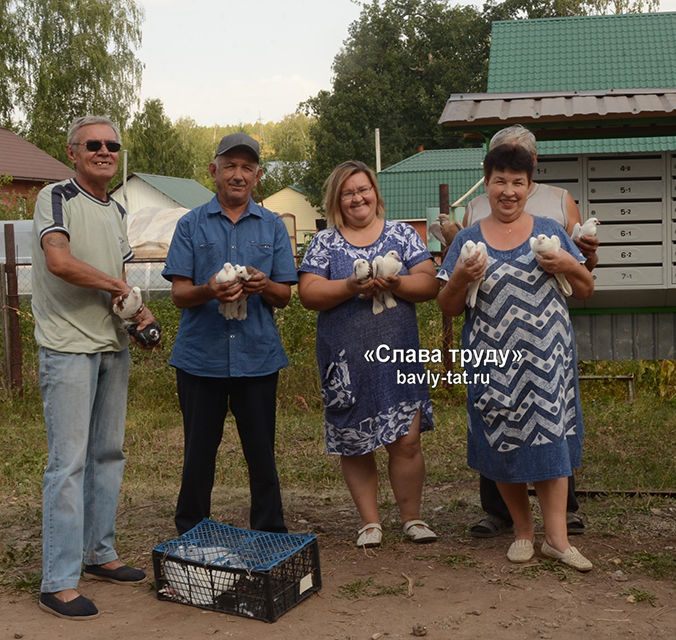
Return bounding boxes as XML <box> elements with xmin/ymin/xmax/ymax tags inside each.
<box><xmin>1</xmin><ymin>486</ymin><xmax>674</xmax><ymax>640</ymax></box>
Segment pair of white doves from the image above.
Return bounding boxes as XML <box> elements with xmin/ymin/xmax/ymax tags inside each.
<box><xmin>353</xmin><ymin>250</ymin><xmax>403</xmax><ymax>315</ymax></box>
<box><xmin>214</xmin><ymin>263</ymin><xmax>253</xmax><ymax>320</ymax></box>
<box><xmin>460</xmin><ymin>217</ymin><xmax>599</xmax><ymax>306</ymax></box>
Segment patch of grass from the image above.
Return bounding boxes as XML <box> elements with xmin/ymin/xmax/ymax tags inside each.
<box><xmin>518</xmin><ymin>559</ymin><xmax>570</xmax><ymax>581</ymax></box>
<box><xmin>624</xmin><ymin>551</ymin><xmax>676</xmax><ymax>581</ymax></box>
<box><xmin>0</xmin><ymin>540</ymin><xmax>41</xmax><ymax>593</ymax></box>
<box><xmin>336</xmin><ymin>576</ymin><xmax>407</xmax><ymax>600</ymax></box>
<box><xmin>438</xmin><ymin>553</ymin><xmax>477</xmax><ymax>568</ymax></box>
<box><xmin>12</xmin><ymin>570</ymin><xmax>41</xmax><ymax>593</ymax></box>
<box><xmin>621</xmin><ymin>587</ymin><xmax>658</xmax><ymax>607</ymax></box>
<box><xmin>583</xmin><ymin>495</ymin><xmax>673</xmax><ymax>538</ymax></box>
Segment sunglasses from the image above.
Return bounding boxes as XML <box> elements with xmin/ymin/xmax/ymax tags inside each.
<box><xmin>73</xmin><ymin>140</ymin><xmax>121</xmax><ymax>153</ymax></box>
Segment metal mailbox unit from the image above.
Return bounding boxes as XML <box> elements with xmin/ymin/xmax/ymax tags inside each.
<box><xmin>537</xmin><ymin>152</ymin><xmax>675</xmax><ymax>301</ymax></box>
<box><xmin>533</xmin><ymin>151</ymin><xmax>676</xmax><ymax>360</ymax></box>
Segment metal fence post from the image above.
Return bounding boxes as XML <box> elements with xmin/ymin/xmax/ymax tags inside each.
<box><xmin>0</xmin><ymin>263</ymin><xmax>9</xmax><ymax>387</ymax></box>
<box><xmin>3</xmin><ymin>224</ymin><xmax>23</xmax><ymax>393</ymax></box>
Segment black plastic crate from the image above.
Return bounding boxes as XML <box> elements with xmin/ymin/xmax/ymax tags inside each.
<box><xmin>152</xmin><ymin>519</ymin><xmax>321</xmax><ymax>622</ymax></box>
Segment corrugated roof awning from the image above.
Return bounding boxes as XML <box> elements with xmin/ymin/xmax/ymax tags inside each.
<box><xmin>438</xmin><ymin>88</ymin><xmax>676</xmax><ymax>140</ymax></box>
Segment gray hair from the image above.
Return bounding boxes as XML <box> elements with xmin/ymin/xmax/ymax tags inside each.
<box><xmin>67</xmin><ymin>116</ymin><xmax>121</xmax><ymax>145</ymax></box>
<box><xmin>489</xmin><ymin>125</ymin><xmax>537</xmax><ymax>155</ymax></box>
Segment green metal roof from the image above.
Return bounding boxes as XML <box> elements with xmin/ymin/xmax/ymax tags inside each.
<box><xmin>488</xmin><ymin>12</ymin><xmax>676</xmax><ymax>93</ymax></box>
<box><xmin>538</xmin><ymin>136</ymin><xmax>676</xmax><ymax>154</ymax></box>
<box><xmin>133</xmin><ymin>173</ymin><xmax>214</xmax><ymax>209</ymax></box>
<box><xmin>378</xmin><ymin>137</ymin><xmax>676</xmax><ymax>220</ymax></box>
<box><xmin>378</xmin><ymin>149</ymin><xmax>484</xmax><ymax>220</ymax></box>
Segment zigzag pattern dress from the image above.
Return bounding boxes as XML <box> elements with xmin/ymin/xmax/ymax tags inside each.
<box><xmin>438</xmin><ymin>216</ymin><xmax>585</xmax><ymax>483</ymax></box>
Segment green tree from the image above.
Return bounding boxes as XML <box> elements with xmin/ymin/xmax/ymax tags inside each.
<box><xmin>258</xmin><ymin>161</ymin><xmax>308</xmax><ymax>200</ymax></box>
<box><xmin>483</xmin><ymin>0</ymin><xmax>659</xmax><ymax>20</ymax></box>
<box><xmin>5</xmin><ymin>0</ymin><xmax>143</xmax><ymax>163</ymax></box>
<box><xmin>300</xmin><ymin>0</ymin><xmax>490</xmax><ymax>206</ymax></box>
<box><xmin>124</xmin><ymin>99</ymin><xmax>195</xmax><ymax>178</ymax></box>
<box><xmin>266</xmin><ymin>113</ymin><xmax>313</xmax><ymax>162</ymax></box>
<box><xmin>257</xmin><ymin>113</ymin><xmax>314</xmax><ymax>199</ymax></box>
<box><xmin>0</xmin><ymin>1</ymin><xmax>26</xmax><ymax>126</ymax></box>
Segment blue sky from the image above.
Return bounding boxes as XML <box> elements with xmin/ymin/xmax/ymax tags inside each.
<box><xmin>136</xmin><ymin>0</ymin><xmax>676</xmax><ymax>126</ymax></box>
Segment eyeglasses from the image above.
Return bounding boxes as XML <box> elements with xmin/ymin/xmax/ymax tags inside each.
<box><xmin>340</xmin><ymin>185</ymin><xmax>373</xmax><ymax>201</ymax></box>
<box><xmin>72</xmin><ymin>140</ymin><xmax>121</xmax><ymax>153</ymax></box>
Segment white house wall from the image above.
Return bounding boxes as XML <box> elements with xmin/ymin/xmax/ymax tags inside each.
<box><xmin>115</xmin><ymin>178</ymin><xmax>180</xmax><ymax>214</ymax></box>
<box><xmin>264</xmin><ymin>188</ymin><xmax>320</xmax><ymax>245</ymax></box>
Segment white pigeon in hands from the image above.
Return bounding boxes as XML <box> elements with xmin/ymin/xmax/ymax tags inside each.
<box><xmin>214</xmin><ymin>262</ymin><xmax>252</xmax><ymax>320</ymax></box>
<box><xmin>460</xmin><ymin>240</ymin><xmax>487</xmax><ymax>308</ymax></box>
<box><xmin>353</xmin><ymin>258</ymin><xmax>372</xmax><ymax>283</ymax></box>
<box><xmin>371</xmin><ymin>250</ymin><xmax>403</xmax><ymax>315</ymax></box>
<box><xmin>113</xmin><ymin>286</ymin><xmax>143</xmax><ymax>319</ymax></box>
<box><xmin>571</xmin><ymin>216</ymin><xmax>599</xmax><ymax>241</ymax></box>
<box><xmin>529</xmin><ymin>234</ymin><xmax>573</xmax><ymax>296</ymax></box>
<box><xmin>230</xmin><ymin>264</ymin><xmax>252</xmax><ymax>320</ymax></box>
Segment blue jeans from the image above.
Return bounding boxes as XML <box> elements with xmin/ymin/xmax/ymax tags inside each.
<box><xmin>39</xmin><ymin>347</ymin><xmax>129</xmax><ymax>593</ymax></box>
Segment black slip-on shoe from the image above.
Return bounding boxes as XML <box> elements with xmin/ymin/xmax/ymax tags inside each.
<box><xmin>470</xmin><ymin>514</ymin><xmax>513</xmax><ymax>538</ymax></box>
<box><xmin>83</xmin><ymin>564</ymin><xmax>147</xmax><ymax>584</ymax></box>
<box><xmin>39</xmin><ymin>592</ymin><xmax>100</xmax><ymax>620</ymax></box>
<box><xmin>567</xmin><ymin>511</ymin><xmax>586</xmax><ymax>535</ymax></box>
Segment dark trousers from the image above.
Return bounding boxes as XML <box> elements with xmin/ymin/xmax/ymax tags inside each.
<box><xmin>480</xmin><ymin>474</ymin><xmax>579</xmax><ymax>524</ymax></box>
<box><xmin>174</xmin><ymin>369</ymin><xmax>287</xmax><ymax>535</ymax></box>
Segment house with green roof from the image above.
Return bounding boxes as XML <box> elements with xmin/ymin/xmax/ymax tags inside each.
<box><xmin>377</xmin><ymin>148</ymin><xmax>484</xmax><ymax>246</ymax></box>
<box><xmin>110</xmin><ymin>172</ymin><xmax>214</xmax><ymax>214</ymax></box>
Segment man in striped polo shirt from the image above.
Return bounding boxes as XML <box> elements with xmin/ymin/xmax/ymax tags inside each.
<box><xmin>31</xmin><ymin>116</ymin><xmax>155</xmax><ymax>620</ymax></box>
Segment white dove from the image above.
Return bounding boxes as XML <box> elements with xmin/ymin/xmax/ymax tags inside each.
<box><xmin>571</xmin><ymin>216</ymin><xmax>599</xmax><ymax>241</ymax></box>
<box><xmin>371</xmin><ymin>250</ymin><xmax>403</xmax><ymax>315</ymax></box>
<box><xmin>113</xmin><ymin>286</ymin><xmax>144</xmax><ymax>320</ymax></box>
<box><xmin>214</xmin><ymin>262</ymin><xmax>239</xmax><ymax>320</ymax></box>
<box><xmin>460</xmin><ymin>240</ymin><xmax>487</xmax><ymax>308</ymax></box>
<box><xmin>529</xmin><ymin>234</ymin><xmax>573</xmax><ymax>296</ymax></box>
<box><xmin>353</xmin><ymin>258</ymin><xmax>372</xmax><ymax>283</ymax></box>
<box><xmin>230</xmin><ymin>264</ymin><xmax>252</xmax><ymax>320</ymax></box>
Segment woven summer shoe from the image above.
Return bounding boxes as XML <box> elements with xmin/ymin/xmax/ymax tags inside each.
<box><xmin>356</xmin><ymin>523</ymin><xmax>382</xmax><ymax>548</ymax></box>
<box><xmin>403</xmin><ymin>520</ymin><xmax>438</xmax><ymax>543</ymax></box>
<box><xmin>470</xmin><ymin>514</ymin><xmax>513</xmax><ymax>538</ymax></box>
<box><xmin>39</xmin><ymin>592</ymin><xmax>100</xmax><ymax>620</ymax></box>
<box><xmin>83</xmin><ymin>563</ymin><xmax>147</xmax><ymax>584</ymax></box>
<box><xmin>541</xmin><ymin>540</ymin><xmax>593</xmax><ymax>572</ymax></box>
<box><xmin>506</xmin><ymin>539</ymin><xmax>535</xmax><ymax>563</ymax></box>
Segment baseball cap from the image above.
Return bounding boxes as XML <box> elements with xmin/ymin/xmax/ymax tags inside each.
<box><xmin>214</xmin><ymin>133</ymin><xmax>260</xmax><ymax>162</ymax></box>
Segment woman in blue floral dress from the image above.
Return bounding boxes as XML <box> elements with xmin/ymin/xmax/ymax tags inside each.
<box><xmin>438</xmin><ymin>145</ymin><xmax>595</xmax><ymax>571</ymax></box>
<box><xmin>299</xmin><ymin>161</ymin><xmax>439</xmax><ymax>548</ymax></box>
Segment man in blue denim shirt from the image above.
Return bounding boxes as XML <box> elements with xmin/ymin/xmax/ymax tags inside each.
<box><xmin>163</xmin><ymin>133</ymin><xmax>297</xmax><ymax>535</ymax></box>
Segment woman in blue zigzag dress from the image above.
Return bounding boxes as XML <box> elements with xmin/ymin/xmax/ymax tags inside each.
<box><xmin>438</xmin><ymin>145</ymin><xmax>595</xmax><ymax>571</ymax></box>
<box><xmin>299</xmin><ymin>161</ymin><xmax>439</xmax><ymax>549</ymax></box>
